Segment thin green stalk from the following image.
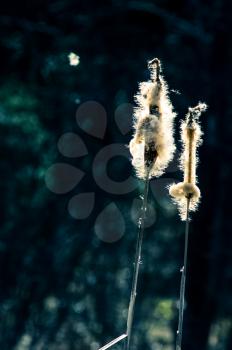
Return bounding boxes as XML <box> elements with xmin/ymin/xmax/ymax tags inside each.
<box><xmin>126</xmin><ymin>168</ymin><xmax>151</xmax><ymax>350</ymax></box>
<box><xmin>176</xmin><ymin>196</ymin><xmax>191</xmax><ymax>350</ymax></box>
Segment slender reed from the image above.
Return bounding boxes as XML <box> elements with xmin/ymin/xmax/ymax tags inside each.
<box><xmin>98</xmin><ymin>58</ymin><xmax>176</xmax><ymax>350</ymax></box>
<box><xmin>98</xmin><ymin>334</ymin><xmax>127</xmax><ymax>350</ymax></box>
<box><xmin>98</xmin><ymin>162</ymin><xmax>154</xmax><ymax>350</ymax></box>
<box><xmin>176</xmin><ymin>196</ymin><xmax>190</xmax><ymax>350</ymax></box>
<box><xmin>126</xmin><ymin>58</ymin><xmax>175</xmax><ymax>349</ymax></box>
<box><xmin>169</xmin><ymin>102</ymin><xmax>207</xmax><ymax>350</ymax></box>
<box><xmin>126</xmin><ymin>159</ymin><xmax>155</xmax><ymax>350</ymax></box>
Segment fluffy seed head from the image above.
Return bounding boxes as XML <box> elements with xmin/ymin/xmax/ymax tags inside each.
<box><xmin>129</xmin><ymin>58</ymin><xmax>176</xmax><ymax>179</ymax></box>
<box><xmin>169</xmin><ymin>102</ymin><xmax>207</xmax><ymax>220</ymax></box>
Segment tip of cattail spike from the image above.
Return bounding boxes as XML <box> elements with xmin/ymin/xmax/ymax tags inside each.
<box><xmin>187</xmin><ymin>102</ymin><xmax>207</xmax><ymax>125</ymax></box>
<box><xmin>148</xmin><ymin>58</ymin><xmax>161</xmax><ymax>83</ymax></box>
<box><xmin>148</xmin><ymin>57</ymin><xmax>160</xmax><ymax>68</ymax></box>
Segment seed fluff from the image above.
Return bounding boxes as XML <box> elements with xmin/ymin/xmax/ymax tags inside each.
<box><xmin>129</xmin><ymin>58</ymin><xmax>176</xmax><ymax>179</ymax></box>
<box><xmin>169</xmin><ymin>102</ymin><xmax>207</xmax><ymax>220</ymax></box>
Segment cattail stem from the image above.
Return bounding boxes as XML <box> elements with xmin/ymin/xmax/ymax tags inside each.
<box><xmin>126</xmin><ymin>160</ymin><xmax>154</xmax><ymax>350</ymax></box>
<box><xmin>176</xmin><ymin>196</ymin><xmax>191</xmax><ymax>350</ymax></box>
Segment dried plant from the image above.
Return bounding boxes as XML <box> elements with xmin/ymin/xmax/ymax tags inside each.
<box><xmin>169</xmin><ymin>102</ymin><xmax>207</xmax><ymax>220</ymax></box>
<box><xmin>129</xmin><ymin>58</ymin><xmax>176</xmax><ymax>179</ymax></box>
<box><xmin>126</xmin><ymin>58</ymin><xmax>176</xmax><ymax>350</ymax></box>
<box><xmin>98</xmin><ymin>58</ymin><xmax>176</xmax><ymax>350</ymax></box>
<box><xmin>169</xmin><ymin>102</ymin><xmax>207</xmax><ymax>350</ymax></box>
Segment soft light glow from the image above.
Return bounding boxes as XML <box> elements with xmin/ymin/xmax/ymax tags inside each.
<box><xmin>68</xmin><ymin>52</ymin><xmax>80</xmax><ymax>66</ymax></box>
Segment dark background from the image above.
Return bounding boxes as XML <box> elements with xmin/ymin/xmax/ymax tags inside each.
<box><xmin>0</xmin><ymin>1</ymin><xmax>232</xmax><ymax>349</ymax></box>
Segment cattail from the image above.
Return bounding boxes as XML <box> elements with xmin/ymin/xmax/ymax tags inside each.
<box><xmin>129</xmin><ymin>58</ymin><xmax>176</xmax><ymax>178</ymax></box>
<box><xmin>169</xmin><ymin>103</ymin><xmax>207</xmax><ymax>220</ymax></box>
<box><xmin>125</xmin><ymin>59</ymin><xmax>176</xmax><ymax>350</ymax></box>
<box><xmin>169</xmin><ymin>102</ymin><xmax>207</xmax><ymax>350</ymax></box>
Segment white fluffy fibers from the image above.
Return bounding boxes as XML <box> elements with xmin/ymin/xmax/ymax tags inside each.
<box><xmin>169</xmin><ymin>103</ymin><xmax>207</xmax><ymax>220</ymax></box>
<box><xmin>129</xmin><ymin>58</ymin><xmax>176</xmax><ymax>179</ymax></box>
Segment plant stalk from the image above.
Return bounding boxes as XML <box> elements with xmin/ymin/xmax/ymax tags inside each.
<box><xmin>126</xmin><ymin>164</ymin><xmax>152</xmax><ymax>350</ymax></box>
<box><xmin>176</xmin><ymin>196</ymin><xmax>191</xmax><ymax>350</ymax></box>
<box><xmin>98</xmin><ymin>334</ymin><xmax>127</xmax><ymax>350</ymax></box>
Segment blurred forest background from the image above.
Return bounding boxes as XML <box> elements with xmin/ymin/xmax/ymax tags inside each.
<box><xmin>0</xmin><ymin>1</ymin><xmax>232</xmax><ymax>349</ymax></box>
